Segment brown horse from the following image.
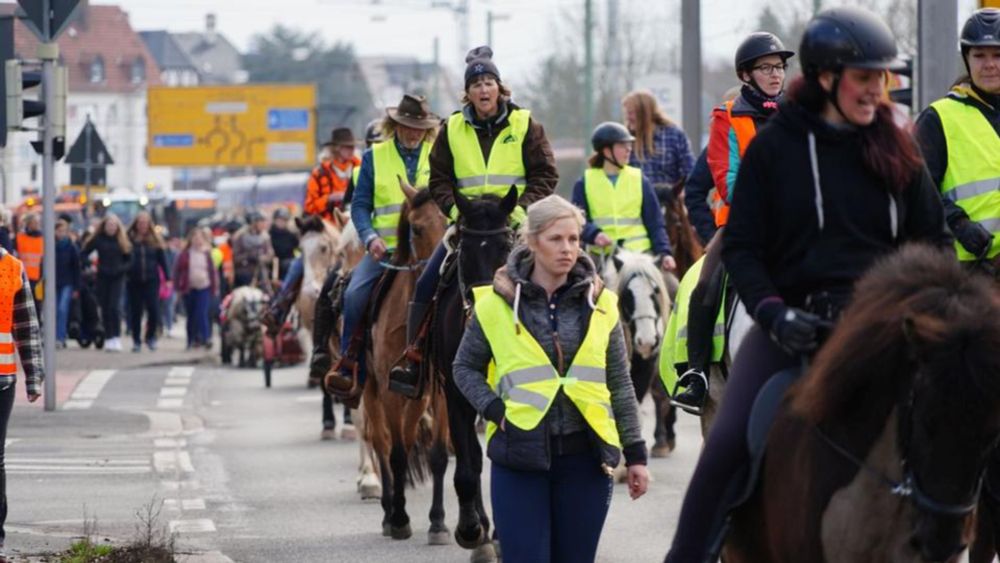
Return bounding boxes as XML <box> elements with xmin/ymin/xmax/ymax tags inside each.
<box><xmin>359</xmin><ymin>184</ymin><xmax>450</xmax><ymax>543</ymax></box>
<box><xmin>725</xmin><ymin>245</ymin><xmax>1000</xmax><ymax>563</ymax></box>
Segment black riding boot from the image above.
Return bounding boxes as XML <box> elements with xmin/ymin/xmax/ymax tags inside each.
<box><xmin>309</xmin><ymin>273</ymin><xmax>339</xmax><ymax>384</ymax></box>
<box><xmin>671</xmin><ymin>299</ymin><xmax>716</xmax><ymax>415</ymax></box>
<box><xmin>388</xmin><ymin>301</ymin><xmax>429</xmax><ymax>399</ymax></box>
<box><xmin>263</xmin><ymin>283</ymin><xmax>298</xmax><ymax>337</ymax></box>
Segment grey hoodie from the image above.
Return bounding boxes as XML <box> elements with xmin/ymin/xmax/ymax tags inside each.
<box><xmin>453</xmin><ymin>245</ymin><xmax>647</xmax><ymax>466</ymax></box>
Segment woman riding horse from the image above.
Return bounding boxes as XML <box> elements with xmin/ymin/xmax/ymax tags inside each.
<box><xmin>664</xmin><ymin>7</ymin><xmax>952</xmax><ymax>561</ymax></box>
<box><xmin>388</xmin><ymin>44</ymin><xmax>559</xmax><ymax>397</ymax></box>
<box><xmin>324</xmin><ymin>94</ymin><xmax>440</xmax><ymax>393</ymax></box>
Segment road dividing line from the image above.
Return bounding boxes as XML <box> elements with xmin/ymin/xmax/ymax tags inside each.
<box><xmin>164</xmin><ymin>377</ymin><xmax>190</xmax><ymax>386</ymax></box>
<box><xmin>160</xmin><ymin>387</ymin><xmax>188</xmax><ymax>397</ymax></box>
<box><xmin>154</xmin><ymin>438</ymin><xmax>187</xmax><ymax>448</ymax></box>
<box><xmin>62</xmin><ymin>369</ymin><xmax>116</xmax><ymax>410</ymax></box>
<box><xmin>168</xmin><ymin>367</ymin><xmax>195</xmax><ymax>378</ymax></box>
<box><xmin>157</xmin><ymin>398</ymin><xmax>184</xmax><ymax>409</ymax></box>
<box><xmin>154</xmin><ymin>451</ymin><xmax>195</xmax><ymax>474</ymax></box>
<box><xmin>165</xmin><ymin>499</ymin><xmax>206</xmax><ymax>511</ymax></box>
<box><xmin>169</xmin><ymin>519</ymin><xmax>216</xmax><ymax>533</ymax></box>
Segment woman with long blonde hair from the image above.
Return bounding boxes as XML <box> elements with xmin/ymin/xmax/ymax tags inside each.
<box><xmin>126</xmin><ymin>211</ymin><xmax>170</xmax><ymax>352</ymax></box>
<box><xmin>622</xmin><ymin>90</ymin><xmax>694</xmax><ymax>201</ymax></box>
<box><xmin>82</xmin><ymin>214</ymin><xmax>132</xmax><ymax>352</ymax></box>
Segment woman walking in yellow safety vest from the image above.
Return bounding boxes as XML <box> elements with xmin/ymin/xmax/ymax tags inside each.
<box><xmin>572</xmin><ymin>122</ymin><xmax>675</xmax><ymax>271</ymax></box>
<box><xmin>453</xmin><ymin>195</ymin><xmax>648</xmax><ymax>563</ymax></box>
<box><xmin>916</xmin><ymin>8</ymin><xmax>1000</xmax><ymax>267</ymax></box>
<box><xmin>389</xmin><ymin>45</ymin><xmax>558</xmax><ymax>396</ymax></box>
<box><xmin>671</xmin><ymin>31</ymin><xmax>794</xmax><ymax>415</ymax></box>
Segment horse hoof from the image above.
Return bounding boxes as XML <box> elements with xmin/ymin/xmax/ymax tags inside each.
<box><xmin>455</xmin><ymin>524</ymin><xmax>485</xmax><ymax>550</ymax></box>
<box><xmin>470</xmin><ymin>542</ymin><xmax>497</xmax><ymax>563</ymax></box>
<box><xmin>320</xmin><ymin>428</ymin><xmax>336</xmax><ymax>441</ymax></box>
<box><xmin>339</xmin><ymin>424</ymin><xmax>357</xmax><ymax>441</ymax></box>
<box><xmin>382</xmin><ymin>522</ymin><xmax>392</xmax><ymax>537</ymax></box>
<box><xmin>390</xmin><ymin>523</ymin><xmax>412</xmax><ymax>540</ymax></box>
<box><xmin>651</xmin><ymin>438</ymin><xmax>676</xmax><ymax>458</ymax></box>
<box><xmin>359</xmin><ymin>482</ymin><xmax>381</xmax><ymax>500</ymax></box>
<box><xmin>428</xmin><ymin>528</ymin><xmax>451</xmax><ymax>546</ymax></box>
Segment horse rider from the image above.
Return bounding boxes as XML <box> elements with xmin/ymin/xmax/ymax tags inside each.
<box><xmin>621</xmin><ymin>90</ymin><xmax>694</xmax><ymax>207</ymax></box>
<box><xmin>231</xmin><ymin>211</ymin><xmax>274</xmax><ymax>289</ymax></box>
<box><xmin>572</xmin><ymin>121</ymin><xmax>676</xmax><ymax>273</ymax></box>
<box><xmin>664</xmin><ymin>8</ymin><xmax>952</xmax><ymax>561</ymax></box>
<box><xmin>915</xmin><ymin>7</ymin><xmax>1000</xmax><ymax>271</ymax></box>
<box><xmin>324</xmin><ymin>94</ymin><xmax>440</xmax><ymax>394</ymax></box>
<box><xmin>307</xmin><ymin>118</ymin><xmax>385</xmax><ymax>384</ymax></box>
<box><xmin>454</xmin><ymin>195</ymin><xmax>648</xmax><ymax>562</ymax></box>
<box><xmin>670</xmin><ymin>31</ymin><xmax>795</xmax><ymax>415</ymax></box>
<box><xmin>389</xmin><ymin>45</ymin><xmax>559</xmax><ymax>397</ymax></box>
<box><xmin>269</xmin><ymin>207</ymin><xmax>299</xmax><ymax>282</ymax></box>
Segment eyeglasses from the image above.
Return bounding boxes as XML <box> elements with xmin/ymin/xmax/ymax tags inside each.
<box><xmin>752</xmin><ymin>63</ymin><xmax>788</xmax><ymax>75</ymax></box>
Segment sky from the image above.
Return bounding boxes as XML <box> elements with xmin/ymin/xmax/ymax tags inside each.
<box><xmin>107</xmin><ymin>0</ymin><xmax>981</xmax><ymax>90</ymax></box>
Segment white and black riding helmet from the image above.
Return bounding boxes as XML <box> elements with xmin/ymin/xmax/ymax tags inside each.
<box><xmin>960</xmin><ymin>8</ymin><xmax>1000</xmax><ymax>75</ymax></box>
<box><xmin>734</xmin><ymin>32</ymin><xmax>795</xmax><ymax>93</ymax></box>
<box><xmin>591</xmin><ymin>122</ymin><xmax>635</xmax><ymax>168</ymax></box>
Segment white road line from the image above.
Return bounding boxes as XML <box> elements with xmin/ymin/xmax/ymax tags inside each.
<box><xmin>160</xmin><ymin>387</ymin><xmax>188</xmax><ymax>398</ymax></box>
<box><xmin>69</xmin><ymin>370</ymin><xmax>116</xmax><ymax>400</ymax></box>
<box><xmin>160</xmin><ymin>480</ymin><xmax>200</xmax><ymax>491</ymax></box>
<box><xmin>3</xmin><ymin>439</ymin><xmax>19</xmax><ymax>448</ymax></box>
<box><xmin>168</xmin><ymin>367</ymin><xmax>195</xmax><ymax>378</ymax></box>
<box><xmin>164</xmin><ymin>377</ymin><xmax>190</xmax><ymax>386</ymax></box>
<box><xmin>157</xmin><ymin>398</ymin><xmax>184</xmax><ymax>409</ymax></box>
<box><xmin>154</xmin><ymin>438</ymin><xmax>187</xmax><ymax>448</ymax></box>
<box><xmin>294</xmin><ymin>395</ymin><xmax>323</xmax><ymax>403</ymax></box>
<box><xmin>165</xmin><ymin>499</ymin><xmax>206</xmax><ymax>511</ymax></box>
<box><xmin>62</xmin><ymin>400</ymin><xmax>93</xmax><ymax>410</ymax></box>
<box><xmin>7</xmin><ymin>465</ymin><xmax>151</xmax><ymax>474</ymax></box>
<box><xmin>154</xmin><ymin>451</ymin><xmax>195</xmax><ymax>473</ymax></box>
<box><xmin>9</xmin><ymin>458</ymin><xmax>148</xmax><ymax>465</ymax></box>
<box><xmin>169</xmin><ymin>519</ymin><xmax>216</xmax><ymax>533</ymax></box>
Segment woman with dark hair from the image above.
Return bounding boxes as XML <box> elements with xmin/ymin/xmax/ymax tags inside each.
<box><xmin>126</xmin><ymin>211</ymin><xmax>170</xmax><ymax>352</ymax></box>
<box><xmin>664</xmin><ymin>8</ymin><xmax>952</xmax><ymax>561</ymax></box>
<box><xmin>915</xmin><ymin>7</ymin><xmax>1000</xmax><ymax>266</ymax></box>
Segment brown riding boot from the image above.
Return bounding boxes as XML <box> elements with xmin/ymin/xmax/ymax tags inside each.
<box><xmin>388</xmin><ymin>301</ymin><xmax>429</xmax><ymax>399</ymax></box>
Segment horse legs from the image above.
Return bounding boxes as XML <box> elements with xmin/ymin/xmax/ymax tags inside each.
<box><xmin>969</xmin><ymin>495</ymin><xmax>1000</xmax><ymax>563</ymax></box>
<box><xmin>428</xmin><ymin>439</ymin><xmax>451</xmax><ymax>545</ymax></box>
<box><xmin>651</xmin><ymin>380</ymin><xmax>677</xmax><ymax>456</ymax></box>
<box><xmin>321</xmin><ymin>393</ymin><xmax>336</xmax><ymax>440</ymax></box>
<box><xmin>354</xmin><ymin>405</ymin><xmax>381</xmax><ymax>500</ymax></box>
<box><xmin>388</xmin><ymin>443</ymin><xmax>412</xmax><ymax>539</ymax></box>
<box><xmin>378</xmin><ymin>456</ymin><xmax>393</xmax><ymax>537</ymax></box>
<box><xmin>446</xmin><ymin>382</ymin><xmax>488</xmax><ymax>549</ymax></box>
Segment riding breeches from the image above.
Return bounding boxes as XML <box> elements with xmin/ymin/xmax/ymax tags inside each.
<box><xmin>685</xmin><ymin>229</ymin><xmax>727</xmax><ymax>370</ymax></box>
<box><xmin>279</xmin><ymin>257</ymin><xmax>304</xmax><ymax>295</ymax></box>
<box><xmin>665</xmin><ymin>325</ymin><xmax>796</xmax><ymax>562</ymax></box>
<box><xmin>339</xmin><ymin>255</ymin><xmax>385</xmax><ymax>382</ymax></box>
<box><xmin>414</xmin><ymin>241</ymin><xmax>448</xmax><ymax>305</ymax></box>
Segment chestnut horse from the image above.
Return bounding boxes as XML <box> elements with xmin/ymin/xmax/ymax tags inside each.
<box><xmin>724</xmin><ymin>245</ymin><xmax>1000</xmax><ymax>563</ymax></box>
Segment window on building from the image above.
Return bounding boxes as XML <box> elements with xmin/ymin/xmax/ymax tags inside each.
<box><xmin>131</xmin><ymin>57</ymin><xmax>145</xmax><ymax>84</ymax></box>
<box><xmin>89</xmin><ymin>56</ymin><xmax>104</xmax><ymax>83</ymax></box>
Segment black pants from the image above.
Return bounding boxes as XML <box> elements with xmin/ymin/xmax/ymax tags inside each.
<box><xmin>0</xmin><ymin>383</ymin><xmax>17</xmax><ymax>545</ymax></box>
<box><xmin>96</xmin><ymin>274</ymin><xmax>124</xmax><ymax>338</ymax></box>
<box><xmin>127</xmin><ymin>280</ymin><xmax>161</xmax><ymax>346</ymax></box>
<box><xmin>666</xmin><ymin>326</ymin><xmax>797</xmax><ymax>562</ymax></box>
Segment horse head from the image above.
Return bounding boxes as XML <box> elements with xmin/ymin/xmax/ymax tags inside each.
<box><xmin>792</xmin><ymin>244</ymin><xmax>1000</xmax><ymax>562</ymax></box>
<box><xmin>610</xmin><ymin>250</ymin><xmax>669</xmax><ymax>359</ymax></box>
<box><xmin>298</xmin><ymin>217</ymin><xmax>340</xmax><ymax>300</ymax></box>
<box><xmin>453</xmin><ymin>185</ymin><xmax>518</xmax><ymax>289</ymax></box>
<box><xmin>395</xmin><ymin>177</ymin><xmax>446</xmax><ymax>264</ymax></box>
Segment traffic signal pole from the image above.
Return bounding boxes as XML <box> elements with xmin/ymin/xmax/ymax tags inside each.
<box><xmin>40</xmin><ymin>6</ymin><xmax>57</xmax><ymax>411</ymax></box>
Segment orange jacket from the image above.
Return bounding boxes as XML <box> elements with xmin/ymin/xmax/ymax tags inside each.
<box><xmin>15</xmin><ymin>232</ymin><xmax>43</xmax><ymax>282</ymax></box>
<box><xmin>305</xmin><ymin>156</ymin><xmax>360</xmax><ymax>220</ymax></box>
<box><xmin>0</xmin><ymin>253</ymin><xmax>23</xmax><ymax>374</ymax></box>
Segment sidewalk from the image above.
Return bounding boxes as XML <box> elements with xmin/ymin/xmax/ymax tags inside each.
<box><xmin>53</xmin><ymin>325</ymin><xmax>218</xmax><ymax>372</ymax></box>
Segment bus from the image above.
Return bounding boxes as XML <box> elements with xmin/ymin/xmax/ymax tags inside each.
<box><xmin>162</xmin><ymin>190</ymin><xmax>217</xmax><ymax>238</ymax></box>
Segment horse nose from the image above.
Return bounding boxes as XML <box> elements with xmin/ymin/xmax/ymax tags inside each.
<box><xmin>910</xmin><ymin>533</ymin><xmax>965</xmax><ymax>563</ymax></box>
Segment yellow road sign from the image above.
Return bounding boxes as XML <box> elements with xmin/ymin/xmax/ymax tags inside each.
<box><xmin>983</xmin><ymin>0</ymin><xmax>1000</xmax><ymax>7</ymax></box>
<box><xmin>147</xmin><ymin>84</ymin><xmax>316</xmax><ymax>167</ymax></box>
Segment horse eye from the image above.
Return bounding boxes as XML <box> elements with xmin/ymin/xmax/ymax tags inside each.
<box><xmin>412</xmin><ymin>227</ymin><xmax>423</xmax><ymax>237</ymax></box>
<box><xmin>320</xmin><ymin>245</ymin><xmax>328</xmax><ymax>253</ymax></box>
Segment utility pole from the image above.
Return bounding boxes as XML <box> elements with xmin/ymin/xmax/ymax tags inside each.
<box><xmin>606</xmin><ymin>0</ymin><xmax>620</xmax><ymax>117</ymax></box>
<box><xmin>432</xmin><ymin>36</ymin><xmax>441</xmax><ymax>114</ymax></box>
<box><xmin>916</xmin><ymin>0</ymin><xmax>958</xmax><ymax>112</ymax></box>
<box><xmin>681</xmin><ymin>0</ymin><xmax>702</xmax><ymax>147</ymax></box>
<box><xmin>584</xmin><ymin>0</ymin><xmax>594</xmax><ymax>150</ymax></box>
<box><xmin>39</xmin><ymin>0</ymin><xmax>57</xmax><ymax>412</ymax></box>
<box><xmin>813</xmin><ymin>0</ymin><xmax>822</xmax><ymax>14</ymax></box>
<box><xmin>486</xmin><ymin>10</ymin><xmax>509</xmax><ymax>48</ymax></box>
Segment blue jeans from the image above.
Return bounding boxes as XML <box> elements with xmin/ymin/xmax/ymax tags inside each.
<box><xmin>280</xmin><ymin>257</ymin><xmax>304</xmax><ymax>294</ymax></box>
<box><xmin>184</xmin><ymin>289</ymin><xmax>212</xmax><ymax>346</ymax></box>
<box><xmin>56</xmin><ymin>285</ymin><xmax>73</xmax><ymax>343</ymax></box>
<box><xmin>414</xmin><ymin>241</ymin><xmax>447</xmax><ymax>304</ymax></box>
<box><xmin>491</xmin><ymin>452</ymin><xmax>613</xmax><ymax>563</ymax></box>
<box><xmin>339</xmin><ymin>255</ymin><xmax>385</xmax><ymax>383</ymax></box>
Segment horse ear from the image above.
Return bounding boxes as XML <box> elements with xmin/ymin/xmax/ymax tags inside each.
<box><xmin>333</xmin><ymin>209</ymin><xmax>348</xmax><ymax>230</ymax></box>
<box><xmin>398</xmin><ymin>175</ymin><xmax>418</xmax><ymax>204</ymax></box>
<box><xmin>611</xmin><ymin>252</ymin><xmax>624</xmax><ymax>273</ymax></box>
<box><xmin>500</xmin><ymin>185</ymin><xmax>519</xmax><ymax>216</ymax></box>
<box><xmin>294</xmin><ymin>217</ymin><xmax>304</xmax><ymax>232</ymax></box>
<box><xmin>453</xmin><ymin>186</ymin><xmax>471</xmax><ymax>217</ymax></box>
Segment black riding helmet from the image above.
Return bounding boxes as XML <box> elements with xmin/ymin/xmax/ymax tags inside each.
<box><xmin>960</xmin><ymin>8</ymin><xmax>1000</xmax><ymax>75</ymax></box>
<box><xmin>591</xmin><ymin>122</ymin><xmax>635</xmax><ymax>168</ymax></box>
<box><xmin>734</xmin><ymin>32</ymin><xmax>796</xmax><ymax>80</ymax></box>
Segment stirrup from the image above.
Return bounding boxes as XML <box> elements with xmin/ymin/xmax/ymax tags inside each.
<box><xmin>671</xmin><ymin>368</ymin><xmax>709</xmax><ymax>416</ymax></box>
<box><xmin>324</xmin><ymin>358</ymin><xmax>362</xmax><ymax>407</ymax></box>
<box><xmin>388</xmin><ymin>363</ymin><xmax>421</xmax><ymax>399</ymax></box>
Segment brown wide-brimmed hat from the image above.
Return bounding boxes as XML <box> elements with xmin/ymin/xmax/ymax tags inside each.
<box><xmin>386</xmin><ymin>94</ymin><xmax>440</xmax><ymax>130</ymax></box>
<box><xmin>323</xmin><ymin>127</ymin><xmax>356</xmax><ymax>147</ymax></box>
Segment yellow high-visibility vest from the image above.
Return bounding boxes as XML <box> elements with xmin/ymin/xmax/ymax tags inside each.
<box><xmin>371</xmin><ymin>140</ymin><xmax>431</xmax><ymax>251</ymax></box>
<box><xmin>930</xmin><ymin>96</ymin><xmax>1000</xmax><ymax>261</ymax></box>
<box><xmin>447</xmin><ymin>109</ymin><xmax>530</xmax><ymax>200</ymax></box>
<box><xmin>583</xmin><ymin>165</ymin><xmax>651</xmax><ymax>255</ymax></box>
<box><xmin>660</xmin><ymin>256</ymin><xmax>725</xmax><ymax>394</ymax></box>
<box><xmin>473</xmin><ymin>285</ymin><xmax>622</xmax><ymax>450</ymax></box>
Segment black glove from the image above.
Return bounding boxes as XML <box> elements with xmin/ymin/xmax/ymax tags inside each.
<box><xmin>769</xmin><ymin>306</ymin><xmax>823</xmax><ymax>356</ymax></box>
<box><xmin>953</xmin><ymin>218</ymin><xmax>994</xmax><ymax>259</ymax></box>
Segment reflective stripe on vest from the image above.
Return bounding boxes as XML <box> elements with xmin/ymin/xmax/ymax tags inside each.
<box><xmin>352</xmin><ymin>165</ymin><xmax>360</xmax><ymax>188</ymax></box>
<box><xmin>659</xmin><ymin>255</ymin><xmax>725</xmax><ymax>394</ymax></box>
<box><xmin>930</xmin><ymin>97</ymin><xmax>1000</xmax><ymax>261</ymax></box>
<box><xmin>584</xmin><ymin>166</ymin><xmax>651</xmax><ymax>255</ymax></box>
<box><xmin>712</xmin><ymin>101</ymin><xmax>757</xmax><ymax>227</ymax></box>
<box><xmin>473</xmin><ymin>285</ymin><xmax>622</xmax><ymax>449</ymax></box>
<box><xmin>0</xmin><ymin>254</ymin><xmax>23</xmax><ymax>374</ymax></box>
<box><xmin>371</xmin><ymin>140</ymin><xmax>431</xmax><ymax>252</ymax></box>
<box><xmin>16</xmin><ymin>233</ymin><xmax>42</xmax><ymax>281</ymax></box>
<box><xmin>447</xmin><ymin>109</ymin><xmax>530</xmax><ymax>198</ymax></box>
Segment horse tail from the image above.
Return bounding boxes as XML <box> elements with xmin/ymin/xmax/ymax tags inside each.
<box><xmin>404</xmin><ymin>413</ymin><xmax>435</xmax><ymax>486</ymax></box>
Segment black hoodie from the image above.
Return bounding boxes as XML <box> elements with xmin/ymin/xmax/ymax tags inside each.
<box><xmin>722</xmin><ymin>100</ymin><xmax>952</xmax><ymax>319</ymax></box>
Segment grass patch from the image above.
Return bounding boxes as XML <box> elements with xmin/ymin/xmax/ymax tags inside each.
<box><xmin>57</xmin><ymin>498</ymin><xmax>176</xmax><ymax>563</ymax></box>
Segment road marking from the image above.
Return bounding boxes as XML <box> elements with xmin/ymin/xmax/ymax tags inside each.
<box><xmin>160</xmin><ymin>387</ymin><xmax>188</xmax><ymax>398</ymax></box>
<box><xmin>168</xmin><ymin>367</ymin><xmax>195</xmax><ymax>378</ymax></box>
<box><xmin>164</xmin><ymin>377</ymin><xmax>190</xmax><ymax>386</ymax></box>
<box><xmin>154</xmin><ymin>438</ymin><xmax>187</xmax><ymax>448</ymax></box>
<box><xmin>62</xmin><ymin>400</ymin><xmax>93</xmax><ymax>410</ymax></box>
<box><xmin>70</xmin><ymin>370</ymin><xmax>116</xmax><ymax>400</ymax></box>
<box><xmin>7</xmin><ymin>455</ymin><xmax>151</xmax><ymax>475</ymax></box>
<box><xmin>154</xmin><ymin>451</ymin><xmax>195</xmax><ymax>473</ymax></box>
<box><xmin>294</xmin><ymin>395</ymin><xmax>323</xmax><ymax>403</ymax></box>
<box><xmin>7</xmin><ymin>465</ymin><xmax>151</xmax><ymax>474</ymax></box>
<box><xmin>165</xmin><ymin>498</ymin><xmax>206</xmax><ymax>511</ymax></box>
<box><xmin>160</xmin><ymin>480</ymin><xmax>200</xmax><ymax>491</ymax></box>
<box><xmin>157</xmin><ymin>398</ymin><xmax>184</xmax><ymax>409</ymax></box>
<box><xmin>9</xmin><ymin>457</ymin><xmax>148</xmax><ymax>465</ymax></box>
<box><xmin>3</xmin><ymin>439</ymin><xmax>19</xmax><ymax>448</ymax></box>
<box><xmin>169</xmin><ymin>519</ymin><xmax>216</xmax><ymax>534</ymax></box>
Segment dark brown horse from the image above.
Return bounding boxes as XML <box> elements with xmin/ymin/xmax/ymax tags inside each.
<box><xmin>724</xmin><ymin>245</ymin><xmax>1000</xmax><ymax>563</ymax></box>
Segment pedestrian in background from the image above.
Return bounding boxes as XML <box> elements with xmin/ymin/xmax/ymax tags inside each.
<box><xmin>160</xmin><ymin>233</ymin><xmax>181</xmax><ymax>338</ymax></box>
<box><xmin>15</xmin><ymin>213</ymin><xmax>44</xmax><ymax>313</ymax></box>
<box><xmin>0</xmin><ymin>243</ymin><xmax>45</xmax><ymax>563</ymax></box>
<box><xmin>54</xmin><ymin>219</ymin><xmax>81</xmax><ymax>349</ymax></box>
<box><xmin>174</xmin><ymin>227</ymin><xmax>218</xmax><ymax>349</ymax></box>
<box><xmin>454</xmin><ymin>195</ymin><xmax>648</xmax><ymax>563</ymax></box>
<box><xmin>622</xmin><ymin>90</ymin><xmax>695</xmax><ymax>205</ymax></box>
<box><xmin>82</xmin><ymin>214</ymin><xmax>131</xmax><ymax>352</ymax></box>
<box><xmin>126</xmin><ymin>211</ymin><xmax>169</xmax><ymax>352</ymax></box>
<box><xmin>0</xmin><ymin>209</ymin><xmax>13</xmax><ymax>254</ymax></box>
<box><xmin>268</xmin><ymin>207</ymin><xmax>299</xmax><ymax>281</ymax></box>
<box><xmin>231</xmin><ymin>212</ymin><xmax>273</xmax><ymax>289</ymax></box>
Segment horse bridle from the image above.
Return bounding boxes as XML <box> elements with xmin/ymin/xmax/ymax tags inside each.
<box><xmin>620</xmin><ymin>269</ymin><xmax>663</xmax><ymax>326</ymax></box>
<box><xmin>814</xmin><ymin>384</ymin><xmax>987</xmax><ymax>519</ymax></box>
<box><xmin>455</xmin><ymin>223</ymin><xmax>514</xmax><ymax>305</ymax></box>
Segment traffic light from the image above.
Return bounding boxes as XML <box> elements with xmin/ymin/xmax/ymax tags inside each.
<box><xmin>1</xmin><ymin>16</ymin><xmax>45</xmax><ymax>148</ymax></box>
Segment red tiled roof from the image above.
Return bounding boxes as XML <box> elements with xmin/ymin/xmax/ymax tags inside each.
<box><xmin>1</xmin><ymin>3</ymin><xmax>161</xmax><ymax>93</ymax></box>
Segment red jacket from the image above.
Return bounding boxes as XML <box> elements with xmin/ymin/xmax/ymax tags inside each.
<box><xmin>173</xmin><ymin>249</ymin><xmax>218</xmax><ymax>296</ymax></box>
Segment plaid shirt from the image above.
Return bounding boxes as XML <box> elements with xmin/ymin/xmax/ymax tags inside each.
<box><xmin>629</xmin><ymin>124</ymin><xmax>695</xmax><ymax>189</ymax></box>
<box><xmin>0</xmin><ymin>250</ymin><xmax>44</xmax><ymax>396</ymax></box>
